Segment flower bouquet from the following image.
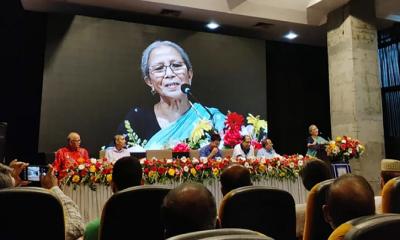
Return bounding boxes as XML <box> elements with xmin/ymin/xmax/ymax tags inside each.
<box><xmin>57</xmin><ymin>158</ymin><xmax>113</xmax><ymax>190</ymax></box>
<box><xmin>325</xmin><ymin>136</ymin><xmax>365</xmax><ymax>163</ymax></box>
<box><xmin>172</xmin><ymin>142</ymin><xmax>190</xmax><ymax>158</ymax></box>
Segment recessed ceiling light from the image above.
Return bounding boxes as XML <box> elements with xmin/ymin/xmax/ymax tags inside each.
<box><xmin>284</xmin><ymin>32</ymin><xmax>298</xmax><ymax>40</ymax></box>
<box><xmin>206</xmin><ymin>22</ymin><xmax>220</xmax><ymax>30</ymax></box>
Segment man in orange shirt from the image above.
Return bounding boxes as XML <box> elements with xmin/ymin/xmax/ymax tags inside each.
<box><xmin>53</xmin><ymin>132</ymin><xmax>89</xmax><ymax>173</ymax></box>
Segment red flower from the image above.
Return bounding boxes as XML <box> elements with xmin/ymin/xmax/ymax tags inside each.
<box><xmin>225</xmin><ymin>112</ymin><xmax>244</xmax><ymax>130</ymax></box>
<box><xmin>173</xmin><ymin>143</ymin><xmax>190</xmax><ymax>152</ymax></box>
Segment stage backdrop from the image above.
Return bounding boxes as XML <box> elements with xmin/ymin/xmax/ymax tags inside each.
<box><xmin>39</xmin><ymin>14</ymin><xmax>267</xmax><ymax>155</ymax></box>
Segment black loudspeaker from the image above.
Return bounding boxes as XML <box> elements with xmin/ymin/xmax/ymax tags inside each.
<box><xmin>0</xmin><ymin>122</ymin><xmax>7</xmax><ymax>163</ymax></box>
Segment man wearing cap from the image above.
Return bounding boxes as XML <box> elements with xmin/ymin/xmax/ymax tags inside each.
<box><xmin>375</xmin><ymin>159</ymin><xmax>400</xmax><ymax>213</ymax></box>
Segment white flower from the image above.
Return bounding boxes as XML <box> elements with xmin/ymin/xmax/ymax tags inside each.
<box><xmin>298</xmin><ymin>155</ymin><xmax>304</xmax><ymax>159</ymax></box>
<box><xmin>200</xmin><ymin>157</ymin><xmax>208</xmax><ymax>164</ymax></box>
<box><xmin>298</xmin><ymin>160</ymin><xmax>304</xmax><ymax>167</ymax></box>
<box><xmin>268</xmin><ymin>165</ymin><xmax>273</xmax><ymax>171</ymax></box>
<box><xmin>239</xmin><ymin>156</ymin><xmax>246</xmax><ymax>161</ymax></box>
<box><xmin>180</xmin><ymin>157</ymin><xmax>187</xmax><ymax>163</ymax></box>
<box><xmin>289</xmin><ymin>162</ymin><xmax>295</xmax><ymax>168</ymax></box>
<box><xmin>90</xmin><ymin>158</ymin><xmax>97</xmax><ymax>164</ymax></box>
<box><xmin>183</xmin><ymin>166</ymin><xmax>189</xmax><ymax>172</ymax></box>
<box><xmin>260</xmin><ymin>158</ymin><xmax>266</xmax><ymax>164</ymax></box>
<box><xmin>231</xmin><ymin>158</ymin><xmax>237</xmax><ymax>163</ymax></box>
<box><xmin>78</xmin><ymin>164</ymin><xmax>85</xmax><ymax>170</ymax></box>
<box><xmin>341</xmin><ymin>140</ymin><xmax>346</xmax><ymax>144</ymax></box>
<box><xmin>166</xmin><ymin>159</ymin><xmax>173</xmax><ymax>164</ymax></box>
<box><xmin>276</xmin><ymin>161</ymin><xmax>281</xmax><ymax>166</ymax></box>
<box><xmin>192</xmin><ymin>158</ymin><xmax>199</xmax><ymax>164</ymax></box>
<box><xmin>139</xmin><ymin>158</ymin><xmax>145</xmax><ymax>165</ymax></box>
<box><xmin>216</xmin><ymin>157</ymin><xmax>222</xmax><ymax>162</ymax></box>
<box><xmin>244</xmin><ymin>162</ymin><xmax>250</xmax><ymax>168</ymax></box>
<box><xmin>348</xmin><ymin>148</ymin><xmax>353</xmax><ymax>153</ymax></box>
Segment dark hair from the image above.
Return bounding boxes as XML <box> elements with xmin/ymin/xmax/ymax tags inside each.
<box><xmin>210</xmin><ymin>133</ymin><xmax>221</xmax><ymax>142</ymax></box>
<box><xmin>220</xmin><ymin>164</ymin><xmax>252</xmax><ymax>196</ymax></box>
<box><xmin>300</xmin><ymin>159</ymin><xmax>332</xmax><ymax>191</ymax></box>
<box><xmin>162</xmin><ymin>182</ymin><xmax>217</xmax><ymax>238</ymax></box>
<box><xmin>112</xmin><ymin>156</ymin><xmax>142</xmax><ymax>191</ymax></box>
<box><xmin>381</xmin><ymin>171</ymin><xmax>400</xmax><ymax>185</ymax></box>
<box><xmin>326</xmin><ymin>174</ymin><xmax>375</xmax><ymax>228</ymax></box>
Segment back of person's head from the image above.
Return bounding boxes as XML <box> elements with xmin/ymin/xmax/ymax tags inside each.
<box><xmin>220</xmin><ymin>164</ymin><xmax>252</xmax><ymax>196</ymax></box>
<box><xmin>300</xmin><ymin>159</ymin><xmax>332</xmax><ymax>191</ymax></box>
<box><xmin>111</xmin><ymin>156</ymin><xmax>142</xmax><ymax>192</ymax></box>
<box><xmin>162</xmin><ymin>182</ymin><xmax>217</xmax><ymax>238</ymax></box>
<box><xmin>381</xmin><ymin>159</ymin><xmax>400</xmax><ymax>186</ymax></box>
<box><xmin>0</xmin><ymin>163</ymin><xmax>14</xmax><ymax>189</ymax></box>
<box><xmin>323</xmin><ymin>174</ymin><xmax>375</xmax><ymax>229</ymax></box>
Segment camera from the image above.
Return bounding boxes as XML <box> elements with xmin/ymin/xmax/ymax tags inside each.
<box><xmin>21</xmin><ymin>165</ymin><xmax>49</xmax><ymax>182</ymax></box>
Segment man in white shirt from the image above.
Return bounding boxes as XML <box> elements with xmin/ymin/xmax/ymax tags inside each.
<box><xmin>232</xmin><ymin>135</ymin><xmax>255</xmax><ymax>159</ymax></box>
<box><xmin>105</xmin><ymin>135</ymin><xmax>131</xmax><ymax>163</ymax></box>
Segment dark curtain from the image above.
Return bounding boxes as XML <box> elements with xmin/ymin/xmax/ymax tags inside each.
<box><xmin>378</xmin><ymin>25</ymin><xmax>400</xmax><ymax>159</ymax></box>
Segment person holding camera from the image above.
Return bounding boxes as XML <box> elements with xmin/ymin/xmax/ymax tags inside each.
<box><xmin>0</xmin><ymin>161</ymin><xmax>85</xmax><ymax>240</ymax></box>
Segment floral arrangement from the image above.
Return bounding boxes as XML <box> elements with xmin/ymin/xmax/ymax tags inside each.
<box><xmin>172</xmin><ymin>142</ymin><xmax>190</xmax><ymax>152</ymax></box>
<box><xmin>325</xmin><ymin>136</ymin><xmax>365</xmax><ymax>163</ymax></box>
<box><xmin>141</xmin><ymin>154</ymin><xmax>309</xmax><ymax>184</ymax></box>
<box><xmin>124</xmin><ymin>120</ymin><xmax>147</xmax><ymax>148</ymax></box>
<box><xmin>223</xmin><ymin>112</ymin><xmax>268</xmax><ymax>149</ymax></box>
<box><xmin>57</xmin><ymin>158</ymin><xmax>113</xmax><ymax>190</ymax></box>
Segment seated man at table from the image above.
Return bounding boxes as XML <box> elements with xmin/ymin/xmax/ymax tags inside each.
<box><xmin>232</xmin><ymin>135</ymin><xmax>255</xmax><ymax>159</ymax></box>
<box><xmin>199</xmin><ymin>133</ymin><xmax>222</xmax><ymax>159</ymax></box>
<box><xmin>53</xmin><ymin>132</ymin><xmax>89</xmax><ymax>173</ymax></box>
<box><xmin>220</xmin><ymin>164</ymin><xmax>252</xmax><ymax>196</ymax></box>
<box><xmin>0</xmin><ymin>161</ymin><xmax>85</xmax><ymax>240</ymax></box>
<box><xmin>162</xmin><ymin>182</ymin><xmax>218</xmax><ymax>238</ymax></box>
<box><xmin>84</xmin><ymin>156</ymin><xmax>143</xmax><ymax>240</ymax></box>
<box><xmin>105</xmin><ymin>134</ymin><xmax>130</xmax><ymax>163</ymax></box>
<box><xmin>256</xmin><ymin>138</ymin><xmax>281</xmax><ymax>159</ymax></box>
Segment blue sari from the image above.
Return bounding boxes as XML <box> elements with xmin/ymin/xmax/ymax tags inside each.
<box><xmin>144</xmin><ymin>103</ymin><xmax>225</xmax><ymax>150</ymax></box>
<box><xmin>306</xmin><ymin>136</ymin><xmax>328</xmax><ymax>157</ymax></box>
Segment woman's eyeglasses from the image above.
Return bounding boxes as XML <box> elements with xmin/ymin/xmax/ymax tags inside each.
<box><xmin>149</xmin><ymin>62</ymin><xmax>187</xmax><ymax>77</ymax></box>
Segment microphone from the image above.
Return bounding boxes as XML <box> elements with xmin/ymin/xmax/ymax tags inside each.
<box><xmin>181</xmin><ymin>84</ymin><xmax>192</xmax><ymax>95</ymax></box>
<box><xmin>180</xmin><ymin>83</ymin><xmax>214</xmax><ymax>121</ymax></box>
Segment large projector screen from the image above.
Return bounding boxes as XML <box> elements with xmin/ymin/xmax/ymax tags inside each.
<box><xmin>39</xmin><ymin>14</ymin><xmax>266</xmax><ymax>155</ymax></box>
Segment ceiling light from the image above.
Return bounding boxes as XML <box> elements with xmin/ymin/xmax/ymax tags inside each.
<box><xmin>206</xmin><ymin>22</ymin><xmax>220</xmax><ymax>30</ymax></box>
<box><xmin>284</xmin><ymin>32</ymin><xmax>298</xmax><ymax>40</ymax></box>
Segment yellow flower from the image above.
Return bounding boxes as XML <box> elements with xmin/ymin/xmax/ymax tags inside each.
<box><xmin>148</xmin><ymin>170</ymin><xmax>156</xmax><ymax>178</ymax></box>
<box><xmin>190</xmin><ymin>168</ymin><xmax>197</xmax><ymax>176</ymax></box>
<box><xmin>190</xmin><ymin>119</ymin><xmax>213</xmax><ymax>144</ymax></box>
<box><xmin>212</xmin><ymin>168</ymin><xmax>219</xmax><ymax>176</ymax></box>
<box><xmin>279</xmin><ymin>172</ymin><xmax>285</xmax><ymax>177</ymax></box>
<box><xmin>89</xmin><ymin>165</ymin><xmax>96</xmax><ymax>173</ymax></box>
<box><xmin>72</xmin><ymin>175</ymin><xmax>80</xmax><ymax>183</ymax></box>
<box><xmin>336</xmin><ymin>136</ymin><xmax>342</xmax><ymax>142</ymax></box>
<box><xmin>247</xmin><ymin>114</ymin><xmax>267</xmax><ymax>133</ymax></box>
<box><xmin>168</xmin><ymin>168</ymin><xmax>176</xmax><ymax>176</ymax></box>
<box><xmin>106</xmin><ymin>174</ymin><xmax>112</xmax><ymax>183</ymax></box>
<box><xmin>258</xmin><ymin>164</ymin><xmax>266</xmax><ymax>173</ymax></box>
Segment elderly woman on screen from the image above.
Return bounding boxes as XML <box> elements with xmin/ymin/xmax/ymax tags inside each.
<box><xmin>306</xmin><ymin>124</ymin><xmax>328</xmax><ymax>157</ymax></box>
<box><xmin>117</xmin><ymin>41</ymin><xmax>225</xmax><ymax>150</ymax></box>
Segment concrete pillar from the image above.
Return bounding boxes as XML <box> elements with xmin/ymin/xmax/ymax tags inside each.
<box><xmin>327</xmin><ymin>0</ymin><xmax>385</xmax><ymax>192</ymax></box>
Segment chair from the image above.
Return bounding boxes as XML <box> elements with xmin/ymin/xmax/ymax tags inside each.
<box><xmin>166</xmin><ymin>228</ymin><xmax>273</xmax><ymax>240</ymax></box>
<box><xmin>328</xmin><ymin>214</ymin><xmax>400</xmax><ymax>240</ymax></box>
<box><xmin>146</xmin><ymin>149</ymin><xmax>173</xmax><ymax>159</ymax></box>
<box><xmin>303</xmin><ymin>179</ymin><xmax>335</xmax><ymax>240</ymax></box>
<box><xmin>99</xmin><ymin>185</ymin><xmax>171</xmax><ymax>240</ymax></box>
<box><xmin>219</xmin><ymin>186</ymin><xmax>296</xmax><ymax>240</ymax></box>
<box><xmin>0</xmin><ymin>187</ymin><xmax>65</xmax><ymax>240</ymax></box>
<box><xmin>381</xmin><ymin>176</ymin><xmax>400</xmax><ymax>213</ymax></box>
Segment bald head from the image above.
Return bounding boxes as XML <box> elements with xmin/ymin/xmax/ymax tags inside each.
<box><xmin>162</xmin><ymin>182</ymin><xmax>217</xmax><ymax>238</ymax></box>
<box><xmin>220</xmin><ymin>164</ymin><xmax>252</xmax><ymax>196</ymax></box>
<box><xmin>67</xmin><ymin>132</ymin><xmax>81</xmax><ymax>150</ymax></box>
<box><xmin>323</xmin><ymin>174</ymin><xmax>375</xmax><ymax>229</ymax></box>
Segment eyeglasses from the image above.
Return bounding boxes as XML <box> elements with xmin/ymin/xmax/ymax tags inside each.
<box><xmin>149</xmin><ymin>62</ymin><xmax>187</xmax><ymax>77</ymax></box>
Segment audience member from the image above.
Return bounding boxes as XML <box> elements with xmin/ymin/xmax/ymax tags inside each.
<box><xmin>162</xmin><ymin>182</ymin><xmax>217</xmax><ymax>238</ymax></box>
<box><xmin>105</xmin><ymin>135</ymin><xmax>130</xmax><ymax>163</ymax></box>
<box><xmin>84</xmin><ymin>156</ymin><xmax>143</xmax><ymax>240</ymax></box>
<box><xmin>199</xmin><ymin>133</ymin><xmax>222</xmax><ymax>159</ymax></box>
<box><xmin>53</xmin><ymin>132</ymin><xmax>89</xmax><ymax>173</ymax></box>
<box><xmin>375</xmin><ymin>159</ymin><xmax>400</xmax><ymax>213</ymax></box>
<box><xmin>0</xmin><ymin>161</ymin><xmax>85</xmax><ymax>240</ymax></box>
<box><xmin>256</xmin><ymin>138</ymin><xmax>280</xmax><ymax>159</ymax></box>
<box><xmin>220</xmin><ymin>164</ymin><xmax>252</xmax><ymax>196</ymax></box>
<box><xmin>232</xmin><ymin>135</ymin><xmax>255</xmax><ymax>159</ymax></box>
<box><xmin>300</xmin><ymin>159</ymin><xmax>333</xmax><ymax>191</ymax></box>
<box><xmin>323</xmin><ymin>174</ymin><xmax>375</xmax><ymax>230</ymax></box>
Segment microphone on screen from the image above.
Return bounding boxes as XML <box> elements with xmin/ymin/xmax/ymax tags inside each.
<box><xmin>181</xmin><ymin>83</ymin><xmax>192</xmax><ymax>95</ymax></box>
